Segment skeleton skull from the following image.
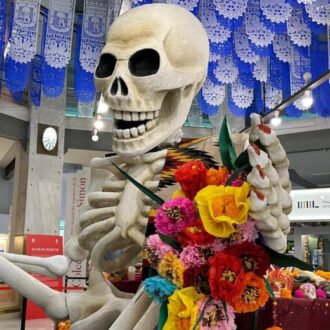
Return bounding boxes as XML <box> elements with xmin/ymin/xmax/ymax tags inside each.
<box><xmin>300</xmin><ymin>283</ymin><xmax>316</xmax><ymax>299</ymax></box>
<box><xmin>94</xmin><ymin>4</ymin><xmax>209</xmax><ymax>157</ymax></box>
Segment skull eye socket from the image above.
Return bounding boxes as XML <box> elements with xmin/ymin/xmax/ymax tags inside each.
<box><xmin>95</xmin><ymin>53</ymin><xmax>117</xmax><ymax>78</ymax></box>
<box><xmin>129</xmin><ymin>49</ymin><xmax>160</xmax><ymax>77</ymax></box>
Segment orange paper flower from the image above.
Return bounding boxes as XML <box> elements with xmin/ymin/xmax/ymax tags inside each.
<box><xmin>266</xmin><ymin>327</ymin><xmax>283</xmax><ymax>330</ymax></box>
<box><xmin>206</xmin><ymin>167</ymin><xmax>229</xmax><ymax>186</ymax></box>
<box><xmin>229</xmin><ymin>272</ymin><xmax>269</xmax><ymax>313</ymax></box>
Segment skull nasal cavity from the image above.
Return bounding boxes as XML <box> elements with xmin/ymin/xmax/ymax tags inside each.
<box><xmin>95</xmin><ymin>53</ymin><xmax>116</xmax><ymax>78</ymax></box>
<box><xmin>129</xmin><ymin>49</ymin><xmax>160</xmax><ymax>77</ymax></box>
<box><xmin>111</xmin><ymin>78</ymin><xmax>129</xmax><ymax>96</ymax></box>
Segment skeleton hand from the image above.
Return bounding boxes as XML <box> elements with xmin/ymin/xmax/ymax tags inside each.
<box><xmin>247</xmin><ymin>114</ymin><xmax>292</xmax><ymax>253</ymax></box>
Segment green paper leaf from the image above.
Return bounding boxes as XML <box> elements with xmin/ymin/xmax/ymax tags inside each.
<box><xmin>221</xmin><ymin>301</ymin><xmax>229</xmax><ymax>322</ymax></box>
<box><xmin>111</xmin><ymin>161</ymin><xmax>164</xmax><ymax>206</ymax></box>
<box><xmin>192</xmin><ymin>296</ymin><xmax>212</xmax><ymax>330</ymax></box>
<box><xmin>263</xmin><ymin>277</ymin><xmax>275</xmax><ymax>299</ymax></box>
<box><xmin>158</xmin><ymin>233</ymin><xmax>182</xmax><ymax>251</ymax></box>
<box><xmin>234</xmin><ymin>149</ymin><xmax>250</xmax><ymax>169</ymax></box>
<box><xmin>225</xmin><ymin>163</ymin><xmax>250</xmax><ymax>186</ymax></box>
<box><xmin>158</xmin><ymin>300</ymin><xmax>168</xmax><ymax>330</ymax></box>
<box><xmin>219</xmin><ymin>116</ymin><xmax>237</xmax><ymax>171</ymax></box>
<box><xmin>260</xmin><ymin>243</ymin><xmax>314</xmax><ymax>271</ymax></box>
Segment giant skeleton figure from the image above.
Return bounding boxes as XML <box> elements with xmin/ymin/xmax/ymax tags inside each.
<box><xmin>0</xmin><ymin>4</ymin><xmax>291</xmax><ymax>330</ymax></box>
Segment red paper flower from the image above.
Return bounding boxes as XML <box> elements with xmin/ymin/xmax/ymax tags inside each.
<box><xmin>175</xmin><ymin>161</ymin><xmax>207</xmax><ymax>200</ymax></box>
<box><xmin>183</xmin><ymin>265</ymin><xmax>210</xmax><ymax>295</ymax></box>
<box><xmin>224</xmin><ymin>241</ymin><xmax>271</xmax><ymax>277</ymax></box>
<box><xmin>208</xmin><ymin>252</ymin><xmax>245</xmax><ymax>301</ymax></box>
<box><xmin>178</xmin><ymin>219</ymin><xmax>215</xmax><ymax>247</ymax></box>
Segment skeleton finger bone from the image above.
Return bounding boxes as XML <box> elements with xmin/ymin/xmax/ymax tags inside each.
<box><xmin>0</xmin><ymin>256</ymin><xmax>68</xmax><ymax>321</ymax></box>
<box><xmin>110</xmin><ymin>287</ymin><xmax>153</xmax><ymax>330</ymax></box>
<box><xmin>127</xmin><ymin>226</ymin><xmax>147</xmax><ymax>247</ymax></box>
<box><xmin>0</xmin><ymin>253</ymin><xmax>69</xmax><ymax>278</ymax></box>
<box><xmin>132</xmin><ymin>301</ymin><xmax>160</xmax><ymax>330</ymax></box>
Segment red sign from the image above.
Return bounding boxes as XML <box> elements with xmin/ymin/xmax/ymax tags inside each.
<box><xmin>26</xmin><ymin>235</ymin><xmax>63</xmax><ymax>320</ymax></box>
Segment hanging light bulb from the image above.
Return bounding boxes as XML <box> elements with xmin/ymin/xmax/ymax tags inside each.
<box><xmin>92</xmin><ymin>129</ymin><xmax>99</xmax><ymax>142</ymax></box>
<box><xmin>301</xmin><ymin>90</ymin><xmax>313</xmax><ymax>109</ymax></box>
<box><xmin>271</xmin><ymin>110</ymin><xmax>281</xmax><ymax>127</ymax></box>
<box><xmin>97</xmin><ymin>95</ymin><xmax>108</xmax><ymax>114</ymax></box>
<box><xmin>94</xmin><ymin>114</ymin><xmax>103</xmax><ymax>130</ymax></box>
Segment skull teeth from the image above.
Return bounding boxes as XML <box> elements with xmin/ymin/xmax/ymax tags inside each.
<box><xmin>113</xmin><ymin>110</ymin><xmax>159</xmax><ymax>121</ymax></box>
<box><xmin>114</xmin><ymin>119</ymin><xmax>157</xmax><ymax>140</ymax></box>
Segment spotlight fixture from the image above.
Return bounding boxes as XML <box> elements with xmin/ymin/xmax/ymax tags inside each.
<box><xmin>301</xmin><ymin>89</ymin><xmax>313</xmax><ymax>109</ymax></box>
<box><xmin>270</xmin><ymin>110</ymin><xmax>281</xmax><ymax>127</ymax></box>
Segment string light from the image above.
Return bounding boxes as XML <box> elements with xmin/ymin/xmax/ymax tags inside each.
<box><xmin>97</xmin><ymin>95</ymin><xmax>109</xmax><ymax>114</ymax></box>
<box><xmin>94</xmin><ymin>114</ymin><xmax>103</xmax><ymax>130</ymax></box>
<box><xmin>301</xmin><ymin>90</ymin><xmax>313</xmax><ymax>109</ymax></box>
<box><xmin>271</xmin><ymin>110</ymin><xmax>281</xmax><ymax>127</ymax></box>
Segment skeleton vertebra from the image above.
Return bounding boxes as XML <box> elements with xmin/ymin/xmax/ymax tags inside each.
<box><xmin>0</xmin><ymin>4</ymin><xmax>291</xmax><ymax>329</ymax></box>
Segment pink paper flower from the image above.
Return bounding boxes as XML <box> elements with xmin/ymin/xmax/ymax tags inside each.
<box><xmin>147</xmin><ymin>234</ymin><xmax>178</xmax><ymax>259</ymax></box>
<box><xmin>180</xmin><ymin>245</ymin><xmax>206</xmax><ymax>268</ymax></box>
<box><xmin>239</xmin><ymin>217</ymin><xmax>258</xmax><ymax>242</ymax></box>
<box><xmin>154</xmin><ymin>197</ymin><xmax>197</xmax><ymax>236</ymax></box>
<box><xmin>212</xmin><ymin>238</ymin><xmax>228</xmax><ymax>252</ymax></box>
<box><xmin>197</xmin><ymin>298</ymin><xmax>237</xmax><ymax>330</ymax></box>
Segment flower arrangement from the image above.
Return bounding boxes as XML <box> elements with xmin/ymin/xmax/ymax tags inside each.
<box><xmin>111</xmin><ymin>116</ymin><xmax>313</xmax><ymax>329</ymax></box>
<box><xmin>143</xmin><ymin>158</ymin><xmax>274</xmax><ymax>329</ymax></box>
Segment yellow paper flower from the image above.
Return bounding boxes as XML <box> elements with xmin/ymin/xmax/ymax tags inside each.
<box><xmin>172</xmin><ymin>189</ymin><xmax>187</xmax><ymax>198</ymax></box>
<box><xmin>163</xmin><ymin>287</ymin><xmax>204</xmax><ymax>330</ymax></box>
<box><xmin>159</xmin><ymin>252</ymin><xmax>185</xmax><ymax>288</ymax></box>
<box><xmin>195</xmin><ymin>182</ymin><xmax>250</xmax><ymax>237</ymax></box>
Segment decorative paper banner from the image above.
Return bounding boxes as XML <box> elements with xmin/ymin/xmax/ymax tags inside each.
<box><xmin>287</xmin><ymin>7</ymin><xmax>311</xmax><ymax>47</ymax></box>
<box><xmin>167</xmin><ymin>0</ymin><xmax>199</xmax><ymax>13</ymax></box>
<box><xmin>213</xmin><ymin>56</ymin><xmax>238</xmax><ymax>84</ymax></box>
<box><xmin>74</xmin><ymin>14</ymin><xmax>96</xmax><ymax>103</ymax></box>
<box><xmin>0</xmin><ymin>0</ymin><xmax>6</xmax><ymax>96</ymax></box>
<box><xmin>199</xmin><ymin>0</ymin><xmax>231</xmax><ymax>44</ymax></box>
<box><xmin>273</xmin><ymin>33</ymin><xmax>294</xmax><ymax>63</ymax></box>
<box><xmin>8</xmin><ymin>0</ymin><xmax>40</xmax><ymax>63</ymax></box>
<box><xmin>5</xmin><ymin>1</ymin><xmax>33</xmax><ymax>93</ymax></box>
<box><xmin>30</xmin><ymin>54</ymin><xmax>42</xmax><ymax>106</ymax></box>
<box><xmin>265</xmin><ymin>83</ymin><xmax>282</xmax><ymax>110</ymax></box>
<box><xmin>131</xmin><ymin>0</ymin><xmax>152</xmax><ymax>9</ymax></box>
<box><xmin>305</xmin><ymin>0</ymin><xmax>330</xmax><ymax>25</ymax></box>
<box><xmin>290</xmin><ymin>49</ymin><xmax>311</xmax><ymax>110</ymax></box>
<box><xmin>80</xmin><ymin>0</ymin><xmax>109</xmax><ymax>73</ymax></box>
<box><xmin>231</xmin><ymin>79</ymin><xmax>254</xmax><ymax>108</ymax></box>
<box><xmin>106</xmin><ymin>0</ymin><xmax>122</xmax><ymax>34</ymax></box>
<box><xmin>234</xmin><ymin>22</ymin><xmax>259</xmax><ymax>64</ymax></box>
<box><xmin>252</xmin><ymin>57</ymin><xmax>268</xmax><ymax>82</ymax></box>
<box><xmin>260</xmin><ymin>0</ymin><xmax>291</xmax><ymax>24</ymax></box>
<box><xmin>44</xmin><ymin>0</ymin><xmax>76</xmax><ymax>68</ymax></box>
<box><xmin>245</xmin><ymin>0</ymin><xmax>274</xmax><ymax>47</ymax></box>
<box><xmin>198</xmin><ymin>77</ymin><xmax>226</xmax><ymax>114</ymax></box>
<box><xmin>213</xmin><ymin>0</ymin><xmax>247</xmax><ymax>28</ymax></box>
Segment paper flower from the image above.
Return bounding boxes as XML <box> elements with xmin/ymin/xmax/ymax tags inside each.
<box><xmin>147</xmin><ymin>234</ymin><xmax>178</xmax><ymax>259</ymax></box>
<box><xmin>195</xmin><ymin>183</ymin><xmax>250</xmax><ymax>237</ymax></box>
<box><xmin>175</xmin><ymin>161</ymin><xmax>207</xmax><ymax>200</ymax></box>
<box><xmin>144</xmin><ymin>275</ymin><xmax>178</xmax><ymax>303</ymax></box>
<box><xmin>163</xmin><ymin>287</ymin><xmax>204</xmax><ymax>330</ymax></box>
<box><xmin>155</xmin><ymin>197</ymin><xmax>197</xmax><ymax>236</ymax></box>
<box><xmin>224</xmin><ymin>241</ymin><xmax>270</xmax><ymax>277</ymax></box>
<box><xmin>180</xmin><ymin>245</ymin><xmax>207</xmax><ymax>268</ymax></box>
<box><xmin>159</xmin><ymin>252</ymin><xmax>185</xmax><ymax>288</ymax></box>
<box><xmin>178</xmin><ymin>219</ymin><xmax>215</xmax><ymax>247</ymax></box>
<box><xmin>197</xmin><ymin>299</ymin><xmax>237</xmax><ymax>330</ymax></box>
<box><xmin>183</xmin><ymin>265</ymin><xmax>210</xmax><ymax>295</ymax></box>
<box><xmin>208</xmin><ymin>252</ymin><xmax>245</xmax><ymax>301</ymax></box>
<box><xmin>206</xmin><ymin>167</ymin><xmax>229</xmax><ymax>186</ymax></box>
<box><xmin>229</xmin><ymin>272</ymin><xmax>269</xmax><ymax>313</ymax></box>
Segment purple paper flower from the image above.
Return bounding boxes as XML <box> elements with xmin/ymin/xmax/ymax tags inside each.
<box><xmin>154</xmin><ymin>197</ymin><xmax>197</xmax><ymax>236</ymax></box>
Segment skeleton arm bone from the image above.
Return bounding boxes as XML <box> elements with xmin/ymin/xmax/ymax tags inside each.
<box><xmin>0</xmin><ymin>256</ymin><xmax>68</xmax><ymax>321</ymax></box>
<box><xmin>0</xmin><ymin>253</ymin><xmax>69</xmax><ymax>278</ymax></box>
